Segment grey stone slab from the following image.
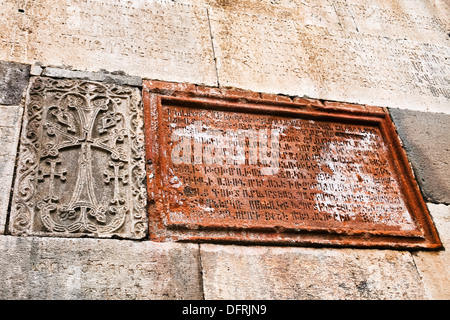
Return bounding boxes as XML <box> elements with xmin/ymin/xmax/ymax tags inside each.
<box><xmin>0</xmin><ymin>235</ymin><xmax>202</xmax><ymax>299</ymax></box>
<box><xmin>389</xmin><ymin>108</ymin><xmax>450</xmax><ymax>204</ymax></box>
<box><xmin>412</xmin><ymin>203</ymin><xmax>450</xmax><ymax>299</ymax></box>
<box><xmin>9</xmin><ymin>77</ymin><xmax>147</xmax><ymax>239</ymax></box>
<box><xmin>0</xmin><ymin>61</ymin><xmax>30</xmax><ymax>105</ymax></box>
<box><xmin>200</xmin><ymin>244</ymin><xmax>427</xmax><ymax>299</ymax></box>
<box><xmin>42</xmin><ymin>67</ymin><xmax>142</xmax><ymax>87</ymax></box>
<box><xmin>0</xmin><ymin>105</ymin><xmax>23</xmax><ymax>233</ymax></box>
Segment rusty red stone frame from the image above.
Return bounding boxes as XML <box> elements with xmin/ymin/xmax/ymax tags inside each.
<box><xmin>143</xmin><ymin>80</ymin><xmax>442</xmax><ymax>249</ymax></box>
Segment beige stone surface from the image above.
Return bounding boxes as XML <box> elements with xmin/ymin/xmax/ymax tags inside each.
<box><xmin>200</xmin><ymin>243</ymin><xmax>427</xmax><ymax>299</ymax></box>
<box><xmin>1</xmin><ymin>0</ymin><xmax>447</xmax><ymax>112</ymax></box>
<box><xmin>9</xmin><ymin>77</ymin><xmax>147</xmax><ymax>239</ymax></box>
<box><xmin>0</xmin><ymin>106</ymin><xmax>23</xmax><ymax>234</ymax></box>
<box><xmin>0</xmin><ymin>235</ymin><xmax>202</xmax><ymax>299</ymax></box>
<box><xmin>0</xmin><ymin>0</ymin><xmax>217</xmax><ymax>86</ymax></box>
<box><xmin>389</xmin><ymin>109</ymin><xmax>450</xmax><ymax>204</ymax></box>
<box><xmin>207</xmin><ymin>0</ymin><xmax>450</xmax><ymax>113</ymax></box>
<box><xmin>412</xmin><ymin>203</ymin><xmax>450</xmax><ymax>299</ymax></box>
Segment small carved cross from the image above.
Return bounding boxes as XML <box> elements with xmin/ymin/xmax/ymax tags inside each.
<box><xmin>103</xmin><ymin>161</ymin><xmax>128</xmax><ymax>202</ymax></box>
<box><xmin>37</xmin><ymin>158</ymin><xmax>67</xmax><ymax>198</ymax></box>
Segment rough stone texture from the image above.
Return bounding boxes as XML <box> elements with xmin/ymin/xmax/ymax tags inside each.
<box><xmin>207</xmin><ymin>0</ymin><xmax>450</xmax><ymax>114</ymax></box>
<box><xmin>200</xmin><ymin>243</ymin><xmax>427</xmax><ymax>299</ymax></box>
<box><xmin>42</xmin><ymin>67</ymin><xmax>142</xmax><ymax>87</ymax></box>
<box><xmin>0</xmin><ymin>235</ymin><xmax>202</xmax><ymax>299</ymax></box>
<box><xmin>412</xmin><ymin>203</ymin><xmax>450</xmax><ymax>299</ymax></box>
<box><xmin>389</xmin><ymin>108</ymin><xmax>450</xmax><ymax>204</ymax></box>
<box><xmin>9</xmin><ymin>77</ymin><xmax>147</xmax><ymax>239</ymax></box>
<box><xmin>0</xmin><ymin>106</ymin><xmax>23</xmax><ymax>233</ymax></box>
<box><xmin>0</xmin><ymin>0</ymin><xmax>448</xmax><ymax>301</ymax></box>
<box><xmin>0</xmin><ymin>0</ymin><xmax>217</xmax><ymax>86</ymax></box>
<box><xmin>0</xmin><ymin>61</ymin><xmax>30</xmax><ymax>105</ymax></box>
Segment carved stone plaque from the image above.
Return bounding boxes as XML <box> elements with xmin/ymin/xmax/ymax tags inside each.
<box><xmin>10</xmin><ymin>77</ymin><xmax>147</xmax><ymax>239</ymax></box>
<box><xmin>143</xmin><ymin>81</ymin><xmax>442</xmax><ymax>249</ymax></box>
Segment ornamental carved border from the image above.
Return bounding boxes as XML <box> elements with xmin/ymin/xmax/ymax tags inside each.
<box><xmin>10</xmin><ymin>77</ymin><xmax>147</xmax><ymax>239</ymax></box>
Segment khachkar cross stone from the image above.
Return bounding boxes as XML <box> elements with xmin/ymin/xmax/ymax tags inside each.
<box><xmin>10</xmin><ymin>77</ymin><xmax>147</xmax><ymax>239</ymax></box>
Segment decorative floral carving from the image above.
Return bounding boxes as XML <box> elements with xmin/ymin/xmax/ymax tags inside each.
<box><xmin>10</xmin><ymin>77</ymin><xmax>147</xmax><ymax>239</ymax></box>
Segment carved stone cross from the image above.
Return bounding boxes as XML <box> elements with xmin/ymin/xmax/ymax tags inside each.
<box><xmin>104</xmin><ymin>161</ymin><xmax>128</xmax><ymax>203</ymax></box>
<box><xmin>37</xmin><ymin>158</ymin><xmax>67</xmax><ymax>199</ymax></box>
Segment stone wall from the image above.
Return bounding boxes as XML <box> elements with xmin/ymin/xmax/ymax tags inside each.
<box><xmin>0</xmin><ymin>0</ymin><xmax>449</xmax><ymax>300</ymax></box>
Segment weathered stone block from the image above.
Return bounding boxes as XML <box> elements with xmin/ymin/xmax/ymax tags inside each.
<box><xmin>30</xmin><ymin>63</ymin><xmax>44</xmax><ymax>76</ymax></box>
<box><xmin>0</xmin><ymin>61</ymin><xmax>30</xmax><ymax>105</ymax></box>
<box><xmin>200</xmin><ymin>244</ymin><xmax>427</xmax><ymax>300</ymax></box>
<box><xmin>0</xmin><ymin>235</ymin><xmax>202</xmax><ymax>299</ymax></box>
<box><xmin>207</xmin><ymin>0</ymin><xmax>450</xmax><ymax>113</ymax></box>
<box><xmin>412</xmin><ymin>203</ymin><xmax>450</xmax><ymax>299</ymax></box>
<box><xmin>9</xmin><ymin>77</ymin><xmax>147</xmax><ymax>239</ymax></box>
<box><xmin>0</xmin><ymin>0</ymin><xmax>217</xmax><ymax>86</ymax></box>
<box><xmin>389</xmin><ymin>108</ymin><xmax>450</xmax><ymax>204</ymax></box>
<box><xmin>0</xmin><ymin>105</ymin><xmax>23</xmax><ymax>233</ymax></box>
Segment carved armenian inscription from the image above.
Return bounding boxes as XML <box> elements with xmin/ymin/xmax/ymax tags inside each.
<box><xmin>10</xmin><ymin>77</ymin><xmax>147</xmax><ymax>239</ymax></box>
<box><xmin>163</xmin><ymin>107</ymin><xmax>416</xmax><ymax>232</ymax></box>
<box><xmin>145</xmin><ymin>82</ymin><xmax>442</xmax><ymax>248</ymax></box>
